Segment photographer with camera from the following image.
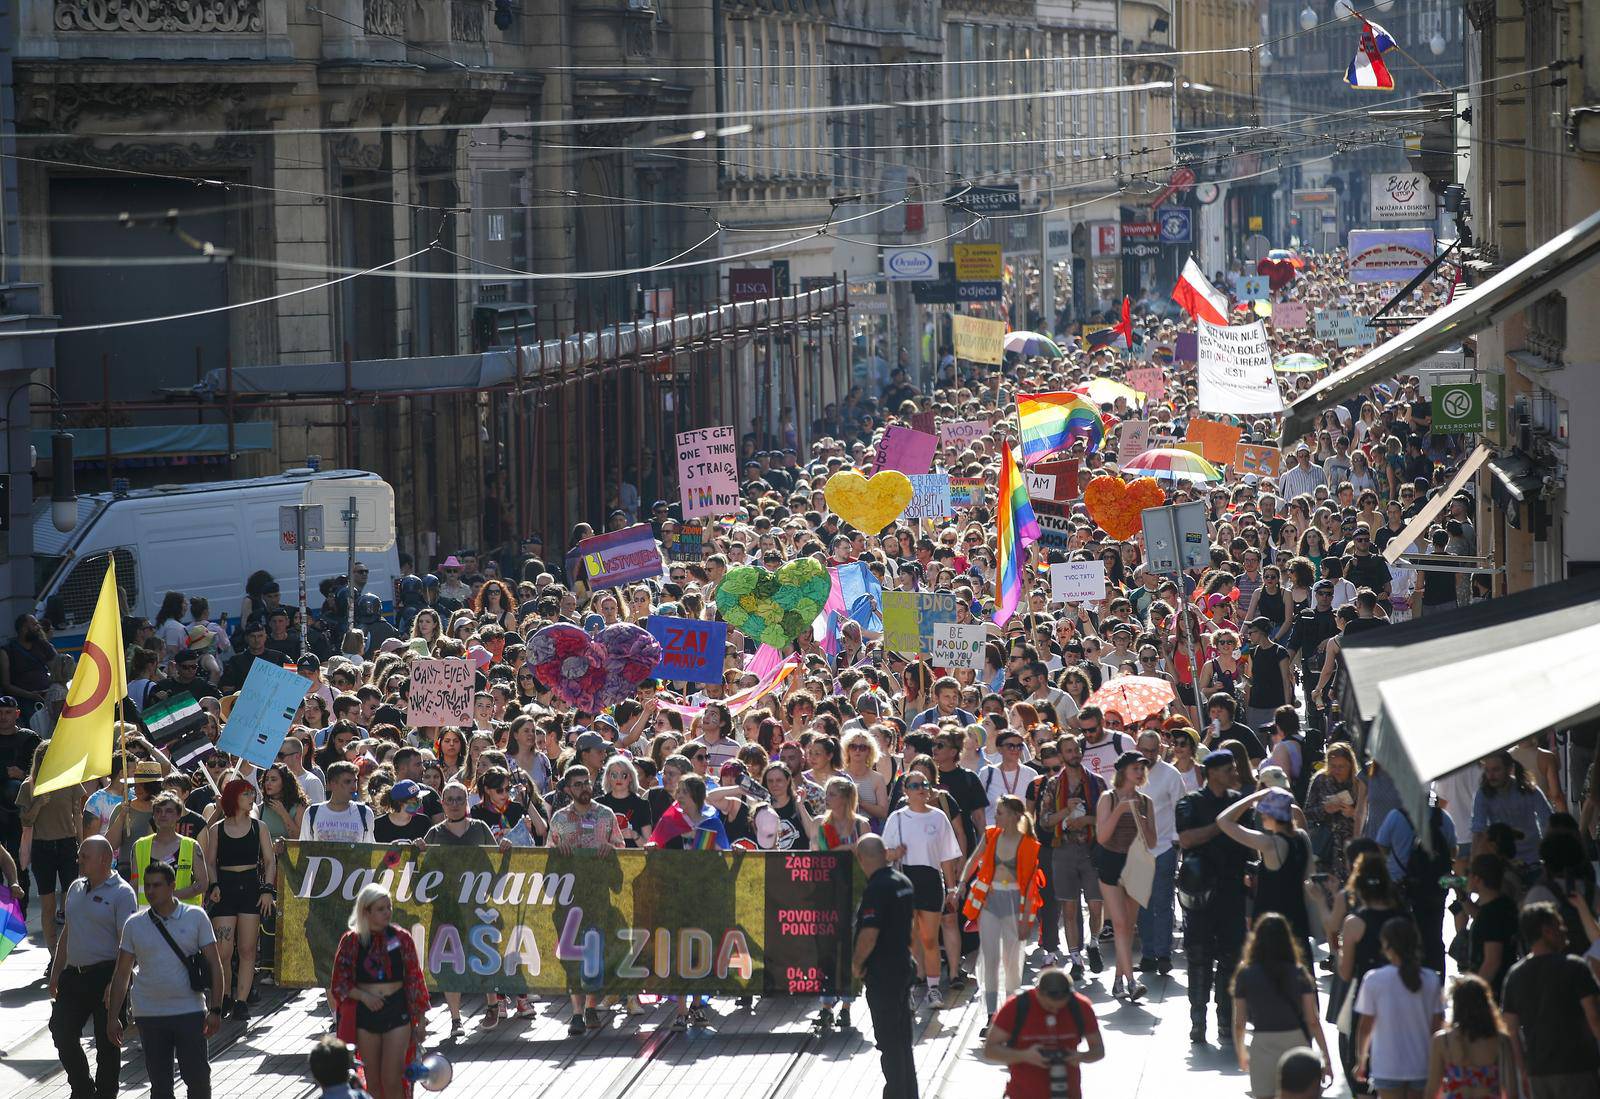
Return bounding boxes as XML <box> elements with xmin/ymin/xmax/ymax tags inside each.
<box><xmin>983</xmin><ymin>967</ymin><xmax>1103</xmax><ymax>1099</ymax></box>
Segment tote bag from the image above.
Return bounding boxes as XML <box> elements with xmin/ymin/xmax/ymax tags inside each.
<box><xmin>1121</xmin><ymin>831</ymin><xmax>1157</xmax><ymax>908</ymax></box>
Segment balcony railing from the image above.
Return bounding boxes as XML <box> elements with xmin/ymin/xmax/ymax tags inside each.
<box><xmin>54</xmin><ymin>0</ymin><xmax>263</xmax><ymax>32</ymax></box>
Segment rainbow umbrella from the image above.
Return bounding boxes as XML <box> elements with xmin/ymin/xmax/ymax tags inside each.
<box><xmin>1122</xmin><ymin>447</ymin><xmax>1223</xmax><ymax>483</ymax></box>
<box><xmin>1003</xmin><ymin>330</ymin><xmax>1065</xmax><ymax>359</ymax></box>
<box><xmin>0</xmin><ymin>891</ymin><xmax>24</xmax><ymax>965</ymax></box>
<box><xmin>1275</xmin><ymin>353</ymin><xmax>1328</xmax><ymax>373</ymax></box>
<box><xmin>1267</xmin><ymin>248</ymin><xmax>1306</xmax><ymax>268</ymax></box>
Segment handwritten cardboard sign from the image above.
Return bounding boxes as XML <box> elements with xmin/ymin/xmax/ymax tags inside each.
<box><xmin>1049</xmin><ymin>560</ymin><xmax>1108</xmax><ymax>604</ymax></box>
<box><xmin>216</xmin><ymin>661</ymin><xmax>308</xmax><ymax>769</ymax></box>
<box><xmin>931</xmin><ymin>623</ymin><xmax>987</xmax><ymax>670</ymax></box>
<box><xmin>1234</xmin><ymin>442</ymin><xmax>1281</xmax><ymax>479</ymax></box>
<box><xmin>1273</xmin><ymin>301</ymin><xmax>1309</xmax><ymax>330</ymax></box>
<box><xmin>874</xmin><ymin>426</ymin><xmax>939</xmax><ymax>475</ymax></box>
<box><xmin>949</xmin><ymin>477</ymin><xmax>985</xmax><ymax>507</ymax></box>
<box><xmin>881</xmin><ymin>591</ymin><xmax>958</xmax><ymax>656</ymax></box>
<box><xmin>1185</xmin><ymin>418</ymin><xmax>1244</xmax><ymax>465</ymax></box>
<box><xmin>905</xmin><ymin>474</ymin><xmax>953</xmax><ymax>519</ymax></box>
<box><xmin>578</xmin><ymin>524</ymin><xmax>663</xmax><ymax>589</ymax></box>
<box><xmin>667</xmin><ymin>520</ymin><xmax>704</xmax><ymax>562</ymax></box>
<box><xmin>940</xmin><ymin>419</ymin><xmax>991</xmax><ymax>445</ymax></box>
<box><xmin>1116</xmin><ymin>419</ymin><xmax>1151</xmax><ymax>465</ymax></box>
<box><xmin>676</xmin><ymin>426</ymin><xmax>739</xmax><ymax>517</ymax></box>
<box><xmin>645</xmin><ymin>615</ymin><xmax>727</xmax><ymax>685</ymax></box>
<box><xmin>1126</xmin><ymin>367</ymin><xmax>1166</xmax><ymax>401</ymax></box>
<box><xmin>407</xmin><ymin>658</ymin><xmax>474</xmax><ymax>726</ymax></box>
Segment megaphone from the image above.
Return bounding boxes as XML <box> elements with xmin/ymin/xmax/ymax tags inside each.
<box><xmin>404</xmin><ymin>1052</ymin><xmax>453</xmax><ymax>1092</ymax></box>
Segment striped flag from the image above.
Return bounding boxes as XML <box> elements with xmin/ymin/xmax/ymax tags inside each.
<box><xmin>1345</xmin><ymin>20</ymin><xmax>1397</xmax><ymax>90</ymax></box>
<box><xmin>993</xmin><ymin>442</ymin><xmax>1041</xmax><ymax>628</ymax></box>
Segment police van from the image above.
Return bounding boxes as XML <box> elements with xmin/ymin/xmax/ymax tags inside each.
<box><xmin>32</xmin><ymin>469</ymin><xmax>400</xmax><ymax>653</ymax></box>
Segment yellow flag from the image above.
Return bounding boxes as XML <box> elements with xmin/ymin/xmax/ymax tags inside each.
<box><xmin>33</xmin><ymin>563</ymin><xmax>125</xmax><ymax>795</ymax></box>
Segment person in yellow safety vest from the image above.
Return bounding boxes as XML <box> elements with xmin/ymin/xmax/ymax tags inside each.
<box><xmin>130</xmin><ymin>792</ymin><xmax>211</xmax><ymax>905</ymax></box>
<box><xmin>959</xmin><ymin>793</ymin><xmax>1046</xmax><ymax>1034</ymax></box>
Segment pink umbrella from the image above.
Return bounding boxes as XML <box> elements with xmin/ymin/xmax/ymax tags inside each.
<box><xmin>1084</xmin><ymin>675</ymin><xmax>1178</xmax><ymax>723</ymax></box>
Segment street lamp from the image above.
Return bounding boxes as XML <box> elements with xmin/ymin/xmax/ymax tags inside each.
<box><xmin>1299</xmin><ymin>5</ymin><xmax>1318</xmax><ymax>30</ymax></box>
<box><xmin>1429</xmin><ymin>32</ymin><xmax>1447</xmax><ymax>55</ymax></box>
<box><xmin>1259</xmin><ymin>47</ymin><xmax>1273</xmax><ymax>67</ymax></box>
<box><xmin>1373</xmin><ymin>0</ymin><xmax>1394</xmax><ymax>10</ymax></box>
<box><xmin>3</xmin><ymin>382</ymin><xmax>76</xmax><ymax>532</ymax></box>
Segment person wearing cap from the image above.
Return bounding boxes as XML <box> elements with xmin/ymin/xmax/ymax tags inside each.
<box><xmin>852</xmin><ymin>834</ymin><xmax>918</xmax><ymax>1099</ymax></box>
<box><xmin>1217</xmin><ymin>787</ymin><xmax>1315</xmax><ymax>958</ymax></box>
<box><xmin>1176</xmin><ymin>749</ymin><xmax>1255</xmax><ymax>1044</ymax></box>
<box><xmin>1278</xmin><ymin>444</ymin><xmax>1325</xmax><ymax>501</ymax></box>
<box><xmin>983</xmin><ymin>967</ymin><xmax>1104</xmax><ymax>1098</ymax></box>
<box><xmin>148</xmin><ymin>647</ymin><xmax>221</xmax><ymax>708</ymax></box>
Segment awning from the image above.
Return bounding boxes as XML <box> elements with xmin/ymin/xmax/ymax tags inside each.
<box><xmin>1280</xmin><ymin>205</ymin><xmax>1600</xmax><ymax>446</ymax></box>
<box><xmin>34</xmin><ymin>421</ymin><xmax>275</xmax><ymax>460</ymax></box>
<box><xmin>1337</xmin><ymin>573</ymin><xmax>1600</xmax><ymax>824</ymax></box>
<box><xmin>1380</xmin><ymin>443</ymin><xmax>1490</xmax><ymax>563</ymax></box>
<box><xmin>1487</xmin><ymin>454</ymin><xmax>1542</xmax><ymax>501</ymax></box>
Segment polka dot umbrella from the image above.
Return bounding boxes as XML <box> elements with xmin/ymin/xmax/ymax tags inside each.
<box><xmin>1084</xmin><ymin>675</ymin><xmax>1178</xmax><ymax>723</ymax></box>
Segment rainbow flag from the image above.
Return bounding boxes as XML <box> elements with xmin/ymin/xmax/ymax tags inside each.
<box><xmin>0</xmin><ymin>892</ymin><xmax>25</xmax><ymax>965</ymax></box>
<box><xmin>993</xmin><ymin>442</ymin><xmax>1041</xmax><ymax>628</ymax></box>
<box><xmin>1017</xmin><ymin>392</ymin><xmax>1104</xmax><ymax>465</ymax></box>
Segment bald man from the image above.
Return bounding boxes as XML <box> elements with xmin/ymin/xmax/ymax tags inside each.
<box><xmin>51</xmin><ymin>835</ymin><xmax>135</xmax><ymax>1099</ymax></box>
<box><xmin>854</xmin><ymin>834</ymin><xmax>918</xmax><ymax>1099</ymax></box>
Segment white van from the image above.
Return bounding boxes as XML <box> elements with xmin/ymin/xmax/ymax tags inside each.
<box><xmin>31</xmin><ymin>469</ymin><xmax>401</xmax><ymax>654</ymax></box>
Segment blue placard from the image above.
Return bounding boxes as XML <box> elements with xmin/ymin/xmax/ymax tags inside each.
<box><xmin>217</xmin><ymin>659</ymin><xmax>310</xmax><ymax>769</ymax></box>
<box><xmin>1157</xmin><ymin>206</ymin><xmax>1192</xmax><ymax>244</ymax></box>
<box><xmin>646</xmin><ymin>615</ymin><xmax>728</xmax><ymax>685</ymax></box>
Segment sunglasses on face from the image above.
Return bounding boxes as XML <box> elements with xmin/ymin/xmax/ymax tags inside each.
<box><xmin>904</xmin><ymin>780</ymin><xmax>929</xmax><ymax>790</ymax></box>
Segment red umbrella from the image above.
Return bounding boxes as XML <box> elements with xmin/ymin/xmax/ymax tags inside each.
<box><xmin>1085</xmin><ymin>675</ymin><xmax>1177</xmax><ymax>723</ymax></box>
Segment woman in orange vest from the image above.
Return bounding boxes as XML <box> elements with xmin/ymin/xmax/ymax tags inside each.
<box><xmin>960</xmin><ymin>793</ymin><xmax>1046</xmax><ymax>1033</ymax></box>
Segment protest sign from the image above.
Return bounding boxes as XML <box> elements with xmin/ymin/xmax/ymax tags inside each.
<box><xmin>1049</xmin><ymin>560</ymin><xmax>1107</xmax><ymax>605</ymax></box>
<box><xmin>1185</xmin><ymin>418</ymin><xmax>1245</xmax><ymax>465</ymax></box>
<box><xmin>578</xmin><ymin>524</ymin><xmax>663</xmax><ymax>589</ymax></box>
<box><xmin>1032</xmin><ymin>499</ymin><xmax>1074</xmax><ymax>551</ymax></box>
<box><xmin>930</xmin><ymin>623</ymin><xmax>987</xmax><ymax>670</ymax></box>
<box><xmin>1126</xmin><ymin>367</ymin><xmax>1165</xmax><ymax>402</ymax></box>
<box><xmin>216</xmin><ymin>662</ymin><xmax>309</xmax><ymax>769</ymax></box>
<box><xmin>406</xmin><ymin>658</ymin><xmax>474</xmax><ymax>726</ymax></box>
<box><xmin>667</xmin><ymin>520</ymin><xmax>703</xmax><ymax>562</ymax></box>
<box><xmin>1234</xmin><ymin>442</ymin><xmax>1281</xmax><ymax>478</ymax></box>
<box><xmin>1117</xmin><ymin>420</ymin><xmax>1151</xmax><ymax>465</ymax></box>
<box><xmin>276</xmin><ymin>843</ymin><xmax>855</xmax><ymax>996</ymax></box>
<box><xmin>1027</xmin><ymin>459</ymin><xmax>1078</xmax><ymax>502</ymax></box>
<box><xmin>1197</xmin><ymin>321</ymin><xmax>1284</xmax><ymax>415</ymax></box>
<box><xmin>1236</xmin><ymin>275</ymin><xmax>1270</xmax><ymax>301</ymax></box>
<box><xmin>676</xmin><ymin>426</ymin><xmax>739</xmax><ymax>517</ymax></box>
<box><xmin>874</xmin><ymin>426</ymin><xmax>938</xmax><ymax>475</ymax></box>
<box><xmin>645</xmin><ymin>616</ymin><xmax>727</xmax><ymax>685</ymax></box>
<box><xmin>911</xmin><ymin>411</ymin><xmax>937</xmax><ymax>436</ymax></box>
<box><xmin>1273</xmin><ymin>301</ymin><xmax>1309</xmax><ymax>330</ymax></box>
<box><xmin>905</xmin><ymin>474</ymin><xmax>952</xmax><ymax>519</ymax></box>
<box><xmin>939</xmin><ymin>418</ymin><xmax>991</xmax><ymax>445</ymax></box>
<box><xmin>1176</xmin><ymin>441</ymin><xmax>1207</xmax><ymax>458</ymax></box>
<box><xmin>949</xmin><ymin>477</ymin><xmax>985</xmax><ymax>507</ymax></box>
<box><xmin>881</xmin><ymin>591</ymin><xmax>958</xmax><ymax>655</ymax></box>
<box><xmin>1026</xmin><ymin>471</ymin><xmax>1058</xmax><ymax>502</ymax></box>
<box><xmin>1348</xmin><ymin>228</ymin><xmax>1435</xmax><ymax>283</ymax></box>
<box><xmin>951</xmin><ymin>314</ymin><xmax>1005</xmax><ymax>365</ymax></box>
<box><xmin>1174</xmin><ymin>331</ymin><xmax>1198</xmax><ymax>363</ymax></box>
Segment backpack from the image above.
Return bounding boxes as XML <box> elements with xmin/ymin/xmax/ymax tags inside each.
<box><xmin>1402</xmin><ymin>805</ymin><xmax>1453</xmax><ymax>893</ymax></box>
<box><xmin>1006</xmin><ymin>987</ymin><xmax>1087</xmax><ymax>1048</ymax></box>
<box><xmin>308</xmin><ymin>801</ymin><xmax>372</xmax><ymax>838</ymax></box>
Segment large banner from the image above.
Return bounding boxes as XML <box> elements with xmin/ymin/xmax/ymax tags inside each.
<box><xmin>276</xmin><ymin>843</ymin><xmax>855</xmax><ymax>996</ymax></box>
<box><xmin>1197</xmin><ymin>321</ymin><xmax>1284</xmax><ymax>415</ymax></box>
<box><xmin>951</xmin><ymin>315</ymin><xmax>1005</xmax><ymax>365</ymax></box>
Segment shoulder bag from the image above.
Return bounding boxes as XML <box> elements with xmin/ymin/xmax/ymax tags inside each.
<box><xmin>150</xmin><ymin>907</ymin><xmax>212</xmax><ymax>993</ymax></box>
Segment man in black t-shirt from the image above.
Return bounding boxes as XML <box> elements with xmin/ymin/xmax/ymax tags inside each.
<box><xmin>1501</xmin><ymin>901</ymin><xmax>1600</xmax><ymax>1096</ymax></box>
<box><xmin>931</xmin><ymin>731</ymin><xmax>988</xmax><ymax>848</ymax></box>
<box><xmin>1176</xmin><ymin>751</ymin><xmax>1253</xmax><ymax>1045</ymax></box>
<box><xmin>1242</xmin><ymin>619</ymin><xmax>1292</xmax><ymax>732</ymax></box>
<box><xmin>1286</xmin><ymin>582</ymin><xmax>1339</xmax><ymax>736</ymax></box>
<box><xmin>854</xmin><ymin>836</ymin><xmax>917</xmax><ymax>1099</ymax></box>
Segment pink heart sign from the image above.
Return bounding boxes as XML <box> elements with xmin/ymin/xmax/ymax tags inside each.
<box><xmin>526</xmin><ymin>622</ymin><xmax>661</xmax><ymax>713</ymax></box>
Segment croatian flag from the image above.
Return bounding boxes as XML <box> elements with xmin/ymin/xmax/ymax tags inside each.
<box><xmin>1171</xmin><ymin>257</ymin><xmax>1229</xmax><ymax>326</ymax></box>
<box><xmin>1345</xmin><ymin>20</ymin><xmax>1397</xmax><ymax>91</ymax></box>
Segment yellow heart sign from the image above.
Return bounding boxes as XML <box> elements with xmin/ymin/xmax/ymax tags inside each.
<box><xmin>824</xmin><ymin>469</ymin><xmax>914</xmax><ymax>533</ymax></box>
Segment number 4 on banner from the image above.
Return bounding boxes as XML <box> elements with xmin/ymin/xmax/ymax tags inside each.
<box><xmin>556</xmin><ymin>907</ymin><xmax>604</xmax><ymax>982</ymax></box>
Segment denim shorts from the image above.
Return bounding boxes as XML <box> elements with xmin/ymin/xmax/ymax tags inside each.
<box><xmin>1371</xmin><ymin>1078</ymin><xmax>1427</xmax><ymax>1091</ymax></box>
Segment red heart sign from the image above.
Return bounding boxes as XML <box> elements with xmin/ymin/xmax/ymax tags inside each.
<box><xmin>1256</xmin><ymin>258</ymin><xmax>1297</xmax><ymax>291</ymax></box>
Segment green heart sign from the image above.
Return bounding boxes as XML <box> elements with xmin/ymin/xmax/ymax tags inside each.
<box><xmin>713</xmin><ymin>560</ymin><xmax>832</xmax><ymax>650</ymax></box>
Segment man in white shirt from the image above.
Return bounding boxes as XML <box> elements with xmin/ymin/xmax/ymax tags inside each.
<box><xmin>1132</xmin><ymin>729</ymin><xmax>1185</xmax><ymax>974</ymax></box>
<box><xmin>298</xmin><ymin>761</ymin><xmax>375</xmax><ymax>843</ymax></box>
<box><xmin>1277</xmin><ymin>443</ymin><xmax>1325</xmax><ymax>501</ymax></box>
<box><xmin>977</xmin><ymin>731</ymin><xmax>1040</xmax><ymax>827</ymax></box>
<box><xmin>272</xmin><ymin>734</ymin><xmax>324</xmax><ymax>804</ymax></box>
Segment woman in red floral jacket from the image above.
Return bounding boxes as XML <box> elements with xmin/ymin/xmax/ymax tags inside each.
<box><xmin>330</xmin><ymin>884</ymin><xmax>430</xmax><ymax>1099</ymax></box>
